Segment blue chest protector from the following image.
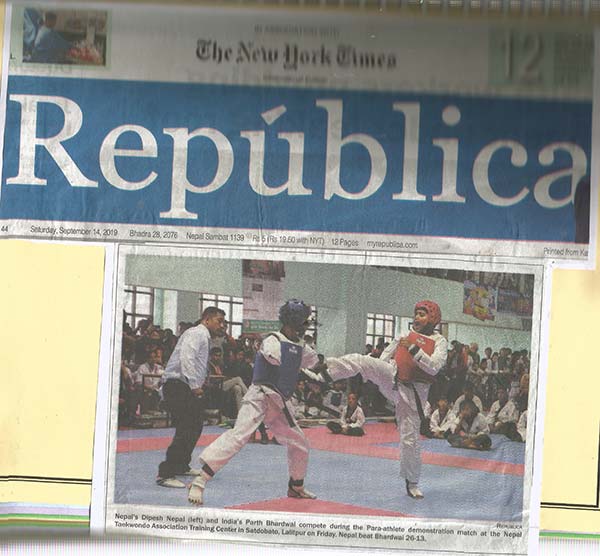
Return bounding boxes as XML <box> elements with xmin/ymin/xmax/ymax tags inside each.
<box><xmin>252</xmin><ymin>334</ymin><xmax>303</xmax><ymax>399</ymax></box>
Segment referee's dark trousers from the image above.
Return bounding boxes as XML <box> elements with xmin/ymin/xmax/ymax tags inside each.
<box><xmin>158</xmin><ymin>379</ymin><xmax>205</xmax><ymax>479</ymax></box>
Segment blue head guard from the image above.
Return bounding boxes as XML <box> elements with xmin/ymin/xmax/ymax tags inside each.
<box><xmin>279</xmin><ymin>299</ymin><xmax>311</xmax><ymax>330</ymax></box>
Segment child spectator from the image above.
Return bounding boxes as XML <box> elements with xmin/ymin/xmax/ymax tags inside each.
<box><xmin>487</xmin><ymin>387</ymin><xmax>519</xmax><ymax>438</ymax></box>
<box><xmin>326</xmin><ymin>393</ymin><xmax>365</xmax><ymax>436</ymax></box>
<box><xmin>137</xmin><ymin>347</ymin><xmax>165</xmax><ymax>412</ymax></box>
<box><xmin>447</xmin><ymin>399</ymin><xmax>491</xmax><ymax>450</ymax></box>
<box><xmin>290</xmin><ymin>379</ymin><xmax>308</xmax><ymax>419</ymax></box>
<box><xmin>429</xmin><ymin>397</ymin><xmax>455</xmax><ymax>438</ymax></box>
<box><xmin>322</xmin><ymin>380</ymin><xmax>347</xmax><ymax>417</ymax></box>
<box><xmin>305</xmin><ymin>381</ymin><xmax>325</xmax><ymax>418</ymax></box>
<box><xmin>451</xmin><ymin>383</ymin><xmax>483</xmax><ymax>417</ymax></box>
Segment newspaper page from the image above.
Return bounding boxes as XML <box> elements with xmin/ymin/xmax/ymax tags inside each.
<box><xmin>0</xmin><ymin>2</ymin><xmax>593</xmax><ymax>554</ymax></box>
<box><xmin>93</xmin><ymin>244</ymin><xmax>542</xmax><ymax>556</ymax></box>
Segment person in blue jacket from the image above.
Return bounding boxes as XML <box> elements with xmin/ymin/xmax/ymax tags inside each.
<box><xmin>31</xmin><ymin>12</ymin><xmax>72</xmax><ymax>63</ymax></box>
<box><xmin>188</xmin><ymin>299</ymin><xmax>319</xmax><ymax>505</ymax></box>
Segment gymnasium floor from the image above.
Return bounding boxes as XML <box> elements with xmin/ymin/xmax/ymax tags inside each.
<box><xmin>114</xmin><ymin>422</ymin><xmax>524</xmax><ymax>522</ymax></box>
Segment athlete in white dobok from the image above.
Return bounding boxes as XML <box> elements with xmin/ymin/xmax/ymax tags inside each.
<box><xmin>307</xmin><ymin>300</ymin><xmax>447</xmax><ymax>500</ymax></box>
<box><xmin>188</xmin><ymin>300</ymin><xmax>319</xmax><ymax>505</ymax></box>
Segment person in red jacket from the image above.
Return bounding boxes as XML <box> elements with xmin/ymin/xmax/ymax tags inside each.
<box><xmin>307</xmin><ymin>301</ymin><xmax>447</xmax><ymax>500</ymax></box>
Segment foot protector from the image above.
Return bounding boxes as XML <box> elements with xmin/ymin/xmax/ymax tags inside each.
<box><xmin>405</xmin><ymin>480</ymin><xmax>424</xmax><ymax>499</ymax></box>
<box><xmin>188</xmin><ymin>478</ymin><xmax>206</xmax><ymax>505</ymax></box>
<box><xmin>288</xmin><ymin>478</ymin><xmax>317</xmax><ymax>500</ymax></box>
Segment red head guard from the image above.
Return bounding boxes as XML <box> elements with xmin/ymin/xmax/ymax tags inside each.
<box><xmin>414</xmin><ymin>300</ymin><xmax>441</xmax><ymax>327</ymax></box>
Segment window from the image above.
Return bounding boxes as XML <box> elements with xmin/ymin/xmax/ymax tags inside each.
<box><xmin>366</xmin><ymin>313</ymin><xmax>398</xmax><ymax>349</ymax></box>
<box><xmin>124</xmin><ymin>285</ymin><xmax>154</xmax><ymax>329</ymax></box>
<box><xmin>306</xmin><ymin>306</ymin><xmax>319</xmax><ymax>345</ymax></box>
<box><xmin>198</xmin><ymin>293</ymin><xmax>243</xmax><ymax>337</ymax></box>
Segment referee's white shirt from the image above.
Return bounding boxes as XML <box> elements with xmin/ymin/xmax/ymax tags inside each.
<box><xmin>162</xmin><ymin>323</ymin><xmax>210</xmax><ymax>390</ymax></box>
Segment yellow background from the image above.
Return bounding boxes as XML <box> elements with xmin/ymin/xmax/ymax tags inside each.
<box><xmin>0</xmin><ymin>1</ymin><xmax>598</xmax><ymax>535</ymax></box>
<box><xmin>0</xmin><ymin>240</ymin><xmax>104</xmax><ymax>507</ymax></box>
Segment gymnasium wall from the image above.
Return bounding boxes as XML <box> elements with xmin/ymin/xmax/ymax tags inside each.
<box><xmin>126</xmin><ymin>254</ymin><xmax>531</xmax><ymax>355</ymax></box>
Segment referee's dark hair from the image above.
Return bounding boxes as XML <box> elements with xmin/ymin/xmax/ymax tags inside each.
<box><xmin>201</xmin><ymin>306</ymin><xmax>226</xmax><ymax>320</ymax></box>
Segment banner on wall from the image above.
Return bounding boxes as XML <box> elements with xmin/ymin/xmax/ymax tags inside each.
<box><xmin>0</xmin><ymin>4</ymin><xmax>596</xmax><ymax>263</ymax></box>
<box><xmin>497</xmin><ymin>289</ymin><xmax>535</xmax><ymax>318</ymax></box>
<box><xmin>242</xmin><ymin>260</ymin><xmax>286</xmax><ymax>333</ymax></box>
<box><xmin>463</xmin><ymin>280</ymin><xmax>497</xmax><ymax>321</ymax></box>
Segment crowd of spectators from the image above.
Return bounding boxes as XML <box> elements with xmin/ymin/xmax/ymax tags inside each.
<box><xmin>119</xmin><ymin>318</ymin><xmax>529</xmax><ymax>446</ymax></box>
<box><xmin>419</xmin><ymin>340</ymin><xmax>528</xmax><ymax>445</ymax></box>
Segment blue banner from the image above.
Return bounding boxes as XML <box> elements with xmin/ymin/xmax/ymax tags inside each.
<box><xmin>0</xmin><ymin>75</ymin><xmax>591</xmax><ymax>242</ymax></box>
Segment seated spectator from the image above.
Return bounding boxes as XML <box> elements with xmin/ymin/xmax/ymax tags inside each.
<box><xmin>161</xmin><ymin>328</ymin><xmax>178</xmax><ymax>362</ymax></box>
<box><xmin>468</xmin><ymin>343</ymin><xmax>480</xmax><ymax>366</ymax></box>
<box><xmin>129</xmin><ymin>362</ymin><xmax>144</xmax><ymax>418</ymax></box>
<box><xmin>326</xmin><ymin>393</ymin><xmax>366</xmax><ymax>436</ymax></box>
<box><xmin>119</xmin><ymin>359</ymin><xmax>135</xmax><ymax>424</ymax></box>
<box><xmin>446</xmin><ymin>341</ymin><xmax>468</xmax><ymax>403</ymax></box>
<box><xmin>305</xmin><ymin>381</ymin><xmax>325</xmax><ymax>418</ymax></box>
<box><xmin>467</xmin><ymin>359</ymin><xmax>487</xmax><ymax>397</ymax></box>
<box><xmin>136</xmin><ymin>347</ymin><xmax>164</xmax><ymax>412</ymax></box>
<box><xmin>227</xmin><ymin>348</ymin><xmax>253</xmax><ymax>387</ymax></box>
<box><xmin>490</xmin><ymin>352</ymin><xmax>500</xmax><ymax>371</ymax></box>
<box><xmin>447</xmin><ymin>399</ymin><xmax>491</xmax><ymax>450</ymax></box>
<box><xmin>508</xmin><ymin>365</ymin><xmax>523</xmax><ymax>401</ymax></box>
<box><xmin>482</xmin><ymin>347</ymin><xmax>493</xmax><ymax>368</ymax></box>
<box><xmin>516</xmin><ymin>371</ymin><xmax>529</xmax><ymax>412</ymax></box>
<box><xmin>517</xmin><ymin>410</ymin><xmax>527</xmax><ymax>442</ymax></box>
<box><xmin>498</xmin><ymin>347</ymin><xmax>512</xmax><ymax>371</ymax></box>
<box><xmin>450</xmin><ymin>398</ymin><xmax>489</xmax><ymax>436</ymax></box>
<box><xmin>429</xmin><ymin>397</ymin><xmax>455</xmax><ymax>438</ymax></box>
<box><xmin>290</xmin><ymin>379</ymin><xmax>308</xmax><ymax>419</ymax></box>
<box><xmin>451</xmin><ymin>383</ymin><xmax>483</xmax><ymax>417</ymax></box>
<box><xmin>487</xmin><ymin>387</ymin><xmax>519</xmax><ymax>439</ymax></box>
<box><xmin>208</xmin><ymin>347</ymin><xmax>248</xmax><ymax>419</ymax></box>
<box><xmin>322</xmin><ymin>380</ymin><xmax>347</xmax><ymax>417</ymax></box>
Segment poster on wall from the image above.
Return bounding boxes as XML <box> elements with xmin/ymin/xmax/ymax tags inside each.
<box><xmin>242</xmin><ymin>260</ymin><xmax>286</xmax><ymax>333</ymax></box>
<box><xmin>463</xmin><ymin>281</ymin><xmax>497</xmax><ymax>322</ymax></box>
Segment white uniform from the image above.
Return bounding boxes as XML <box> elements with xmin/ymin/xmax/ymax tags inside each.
<box><xmin>339</xmin><ymin>404</ymin><xmax>366</xmax><ymax>430</ymax></box>
<box><xmin>429</xmin><ymin>408</ymin><xmax>455</xmax><ymax>435</ymax></box>
<box><xmin>452</xmin><ymin>394</ymin><xmax>483</xmax><ymax>416</ymax></box>
<box><xmin>322</xmin><ymin>389</ymin><xmax>347</xmax><ymax>417</ymax></box>
<box><xmin>199</xmin><ymin>333</ymin><xmax>318</xmax><ymax>482</ymax></box>
<box><xmin>137</xmin><ymin>362</ymin><xmax>164</xmax><ymax>391</ymax></box>
<box><xmin>487</xmin><ymin>399</ymin><xmax>519</xmax><ymax>427</ymax></box>
<box><xmin>325</xmin><ymin>330</ymin><xmax>447</xmax><ymax>484</ymax></box>
<box><xmin>451</xmin><ymin>413</ymin><xmax>490</xmax><ymax>435</ymax></box>
<box><xmin>517</xmin><ymin>410</ymin><xmax>527</xmax><ymax>442</ymax></box>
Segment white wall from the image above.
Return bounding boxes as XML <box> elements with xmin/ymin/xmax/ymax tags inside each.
<box><xmin>125</xmin><ymin>255</ymin><xmax>242</xmax><ymax>296</ymax></box>
<box><xmin>125</xmin><ymin>254</ymin><xmax>532</xmax><ymax>356</ymax></box>
<box><xmin>176</xmin><ymin>290</ymin><xmax>200</xmax><ymax>325</ymax></box>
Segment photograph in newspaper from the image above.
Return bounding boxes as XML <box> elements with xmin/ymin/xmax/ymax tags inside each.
<box><xmin>101</xmin><ymin>246</ymin><xmax>542</xmax><ymax>555</ymax></box>
<box><xmin>20</xmin><ymin>8</ymin><xmax>107</xmax><ymax>66</ymax></box>
<box><xmin>0</xmin><ymin>4</ymin><xmax>595</xmax><ymax>263</ymax></box>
